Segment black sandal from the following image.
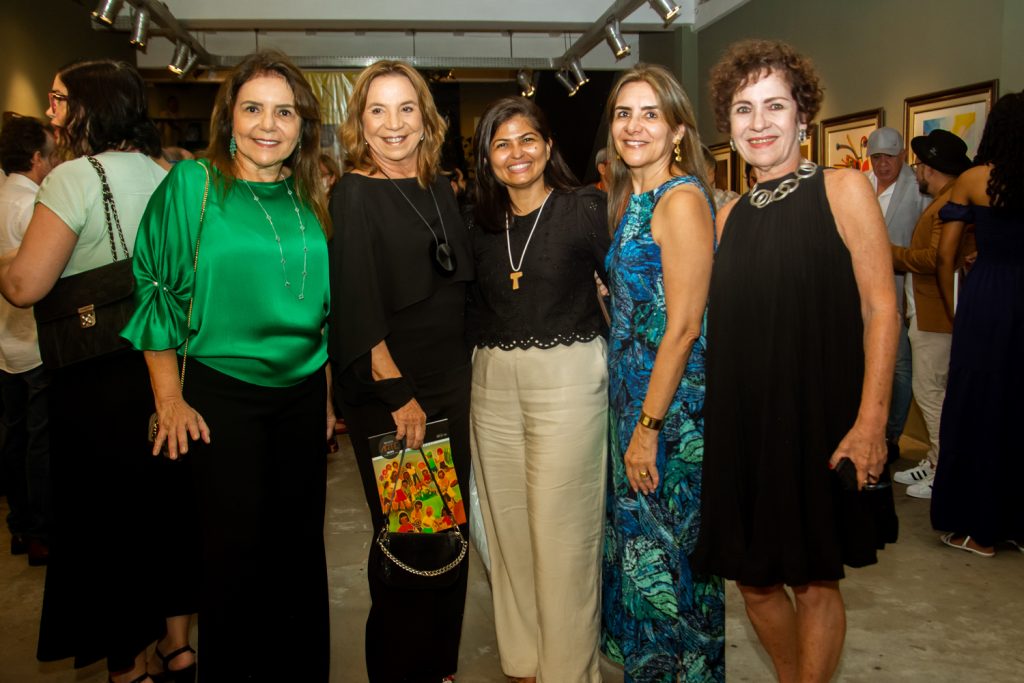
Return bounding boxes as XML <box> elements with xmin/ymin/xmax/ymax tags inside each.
<box><xmin>150</xmin><ymin>645</ymin><xmax>197</xmax><ymax>683</ymax></box>
<box><xmin>109</xmin><ymin>675</ymin><xmax>153</xmax><ymax>683</ymax></box>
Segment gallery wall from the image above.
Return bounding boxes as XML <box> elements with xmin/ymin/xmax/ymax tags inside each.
<box><xmin>0</xmin><ymin>1</ymin><xmax>135</xmax><ymax>119</ymax></box>
<box><xmin>694</xmin><ymin>0</ymin><xmax>1022</xmax><ymax>144</ymax></box>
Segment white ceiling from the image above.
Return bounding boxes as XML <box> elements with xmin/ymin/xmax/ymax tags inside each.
<box><xmin>108</xmin><ymin>0</ymin><xmax>750</xmax><ymax>71</ymax></box>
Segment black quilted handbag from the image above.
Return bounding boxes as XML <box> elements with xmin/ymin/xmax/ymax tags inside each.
<box><xmin>34</xmin><ymin>156</ymin><xmax>135</xmax><ymax>369</ymax></box>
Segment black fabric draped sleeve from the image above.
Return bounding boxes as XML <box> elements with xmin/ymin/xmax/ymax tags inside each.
<box><xmin>328</xmin><ymin>173</ymin><xmax>473</xmax><ymax>409</ymax></box>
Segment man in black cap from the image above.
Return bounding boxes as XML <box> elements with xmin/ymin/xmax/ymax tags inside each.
<box><xmin>890</xmin><ymin>129</ymin><xmax>972</xmax><ymax>499</ymax></box>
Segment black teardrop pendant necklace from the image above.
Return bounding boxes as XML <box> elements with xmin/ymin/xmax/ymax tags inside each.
<box><xmin>380</xmin><ymin>169</ymin><xmax>456</xmax><ymax>277</ymax></box>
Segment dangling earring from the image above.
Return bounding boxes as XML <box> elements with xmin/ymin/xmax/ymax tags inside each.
<box><xmin>798</xmin><ymin>128</ymin><xmax>808</xmax><ymax>143</ymax></box>
<box><xmin>229</xmin><ymin>135</ymin><xmax>237</xmax><ymax>160</ymax></box>
<box><xmin>673</xmin><ymin>138</ymin><xmax>683</xmax><ymax>164</ymax></box>
<box><xmin>729</xmin><ymin>138</ymin><xmax>736</xmax><ymax>152</ymax></box>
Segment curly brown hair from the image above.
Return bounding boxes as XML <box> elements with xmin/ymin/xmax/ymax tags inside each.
<box><xmin>708</xmin><ymin>39</ymin><xmax>823</xmax><ymax>133</ymax></box>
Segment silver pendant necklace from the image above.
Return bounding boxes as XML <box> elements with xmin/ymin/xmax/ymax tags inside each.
<box><xmin>242</xmin><ymin>178</ymin><xmax>309</xmax><ymax>300</ymax></box>
<box><xmin>749</xmin><ymin>159</ymin><xmax>817</xmax><ymax>209</ymax></box>
<box><xmin>505</xmin><ymin>190</ymin><xmax>552</xmax><ymax>291</ymax></box>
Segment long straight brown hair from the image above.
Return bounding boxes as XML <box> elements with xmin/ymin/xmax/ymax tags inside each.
<box><xmin>206</xmin><ymin>50</ymin><xmax>328</xmax><ymax>234</ymax></box>
<box><xmin>603</xmin><ymin>64</ymin><xmax>710</xmax><ymax>230</ymax></box>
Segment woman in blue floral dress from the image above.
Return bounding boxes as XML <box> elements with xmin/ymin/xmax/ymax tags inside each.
<box><xmin>600</xmin><ymin>64</ymin><xmax>724</xmax><ymax>683</ymax></box>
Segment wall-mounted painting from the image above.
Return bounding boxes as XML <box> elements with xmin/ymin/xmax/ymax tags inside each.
<box><xmin>707</xmin><ymin>142</ymin><xmax>734</xmax><ymax>192</ymax></box>
<box><xmin>819</xmin><ymin>109</ymin><xmax>883</xmax><ymax>170</ymax></box>
<box><xmin>904</xmin><ymin>80</ymin><xmax>998</xmax><ymax>163</ymax></box>
<box><xmin>800</xmin><ymin>123</ymin><xmax>817</xmax><ymax>163</ymax></box>
<box><xmin>736</xmin><ymin>156</ymin><xmax>757</xmax><ymax>194</ymax></box>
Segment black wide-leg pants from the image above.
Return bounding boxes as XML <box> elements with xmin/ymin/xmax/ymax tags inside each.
<box><xmin>185</xmin><ymin>360</ymin><xmax>329</xmax><ymax>682</ymax></box>
<box><xmin>341</xmin><ymin>363</ymin><xmax>471</xmax><ymax>683</ymax></box>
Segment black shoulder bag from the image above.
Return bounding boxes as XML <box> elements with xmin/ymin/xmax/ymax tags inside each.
<box><xmin>34</xmin><ymin>156</ymin><xmax>136</xmax><ymax>369</ymax></box>
<box><xmin>375</xmin><ymin>444</ymin><xmax>468</xmax><ymax>589</ymax></box>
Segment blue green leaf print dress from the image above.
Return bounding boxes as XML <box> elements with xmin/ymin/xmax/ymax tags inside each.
<box><xmin>601</xmin><ymin>175</ymin><xmax>724</xmax><ymax>683</ymax></box>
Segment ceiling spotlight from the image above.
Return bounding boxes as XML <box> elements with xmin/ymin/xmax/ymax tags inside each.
<box><xmin>177</xmin><ymin>51</ymin><xmax>200</xmax><ymax>78</ymax></box>
<box><xmin>516</xmin><ymin>69</ymin><xmax>536</xmax><ymax>98</ymax></box>
<box><xmin>604</xmin><ymin>18</ymin><xmax>631</xmax><ymax>59</ymax></box>
<box><xmin>129</xmin><ymin>9</ymin><xmax>151</xmax><ymax>49</ymax></box>
<box><xmin>554</xmin><ymin>70</ymin><xmax>578</xmax><ymax>97</ymax></box>
<box><xmin>168</xmin><ymin>42</ymin><xmax>191</xmax><ymax>75</ymax></box>
<box><xmin>649</xmin><ymin>0</ymin><xmax>681</xmax><ymax>25</ymax></box>
<box><xmin>91</xmin><ymin>0</ymin><xmax>124</xmax><ymax>26</ymax></box>
<box><xmin>568</xmin><ymin>57</ymin><xmax>589</xmax><ymax>88</ymax></box>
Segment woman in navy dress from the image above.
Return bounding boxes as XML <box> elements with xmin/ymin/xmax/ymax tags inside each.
<box><xmin>931</xmin><ymin>91</ymin><xmax>1024</xmax><ymax>557</ymax></box>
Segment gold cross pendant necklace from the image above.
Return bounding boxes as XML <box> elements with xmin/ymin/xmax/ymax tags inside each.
<box><xmin>505</xmin><ymin>190</ymin><xmax>552</xmax><ymax>291</ymax></box>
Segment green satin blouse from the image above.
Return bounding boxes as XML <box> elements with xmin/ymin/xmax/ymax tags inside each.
<box><xmin>121</xmin><ymin>160</ymin><xmax>329</xmax><ymax>387</ymax></box>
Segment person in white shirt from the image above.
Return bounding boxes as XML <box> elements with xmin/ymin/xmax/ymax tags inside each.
<box><xmin>0</xmin><ymin>114</ymin><xmax>56</xmax><ymax>566</ymax></box>
<box><xmin>864</xmin><ymin>127</ymin><xmax>927</xmax><ymax>463</ymax></box>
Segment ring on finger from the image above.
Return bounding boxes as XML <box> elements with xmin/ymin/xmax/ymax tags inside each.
<box><xmin>639</xmin><ymin>470</ymin><xmax>649</xmax><ymax>478</ymax></box>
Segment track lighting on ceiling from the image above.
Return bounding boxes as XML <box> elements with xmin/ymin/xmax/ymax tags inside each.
<box><xmin>516</xmin><ymin>69</ymin><xmax>536</xmax><ymax>98</ymax></box>
<box><xmin>168</xmin><ymin>42</ymin><xmax>192</xmax><ymax>75</ymax></box>
<box><xmin>129</xmin><ymin>8</ymin><xmax>151</xmax><ymax>49</ymax></box>
<box><xmin>178</xmin><ymin>51</ymin><xmax>199</xmax><ymax>78</ymax></box>
<box><xmin>604</xmin><ymin>18</ymin><xmax>631</xmax><ymax>59</ymax></box>
<box><xmin>91</xmin><ymin>0</ymin><xmax>124</xmax><ymax>26</ymax></box>
<box><xmin>648</xmin><ymin>0</ymin><xmax>681</xmax><ymax>26</ymax></box>
<box><xmin>568</xmin><ymin>57</ymin><xmax>589</xmax><ymax>88</ymax></box>
<box><xmin>554</xmin><ymin>70</ymin><xmax>578</xmax><ymax>97</ymax></box>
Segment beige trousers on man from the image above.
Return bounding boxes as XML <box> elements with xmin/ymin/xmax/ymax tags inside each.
<box><xmin>470</xmin><ymin>339</ymin><xmax>608</xmax><ymax>683</ymax></box>
<box><xmin>908</xmin><ymin>315</ymin><xmax>952</xmax><ymax>465</ymax></box>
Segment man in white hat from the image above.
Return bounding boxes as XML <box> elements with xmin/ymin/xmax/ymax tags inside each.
<box><xmin>865</xmin><ymin>127</ymin><xmax>926</xmax><ymax>465</ymax></box>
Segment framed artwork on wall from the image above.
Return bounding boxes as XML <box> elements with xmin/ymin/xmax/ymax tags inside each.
<box><xmin>800</xmin><ymin>123</ymin><xmax>817</xmax><ymax>163</ymax></box>
<box><xmin>904</xmin><ymin>80</ymin><xmax>998</xmax><ymax>163</ymax></box>
<box><xmin>819</xmin><ymin>109</ymin><xmax>884</xmax><ymax>170</ymax></box>
<box><xmin>736</xmin><ymin>156</ymin><xmax>755</xmax><ymax>194</ymax></box>
<box><xmin>707</xmin><ymin>142</ymin><xmax>734</xmax><ymax>192</ymax></box>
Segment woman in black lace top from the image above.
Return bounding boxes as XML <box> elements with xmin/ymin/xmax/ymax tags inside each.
<box><xmin>466</xmin><ymin>96</ymin><xmax>609</xmax><ymax>683</ymax></box>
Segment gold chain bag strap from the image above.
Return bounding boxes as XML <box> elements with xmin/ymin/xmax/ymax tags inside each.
<box><xmin>375</xmin><ymin>443</ymin><xmax>468</xmax><ymax>587</ymax></box>
<box><xmin>148</xmin><ymin>161</ymin><xmax>211</xmax><ymax>454</ymax></box>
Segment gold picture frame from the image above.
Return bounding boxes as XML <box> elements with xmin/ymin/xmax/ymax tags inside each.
<box><xmin>904</xmin><ymin>80</ymin><xmax>998</xmax><ymax>163</ymax></box>
<box><xmin>819</xmin><ymin>108</ymin><xmax>884</xmax><ymax>170</ymax></box>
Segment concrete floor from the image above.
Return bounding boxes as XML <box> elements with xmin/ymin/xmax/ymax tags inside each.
<box><xmin>1</xmin><ymin>435</ymin><xmax>1021</xmax><ymax>682</ymax></box>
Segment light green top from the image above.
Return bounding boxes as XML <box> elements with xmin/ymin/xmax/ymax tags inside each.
<box><xmin>121</xmin><ymin>160</ymin><xmax>329</xmax><ymax>387</ymax></box>
<box><xmin>36</xmin><ymin>151</ymin><xmax>167</xmax><ymax>276</ymax></box>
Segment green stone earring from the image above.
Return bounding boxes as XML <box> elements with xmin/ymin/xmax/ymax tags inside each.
<box><xmin>229</xmin><ymin>135</ymin><xmax>237</xmax><ymax>159</ymax></box>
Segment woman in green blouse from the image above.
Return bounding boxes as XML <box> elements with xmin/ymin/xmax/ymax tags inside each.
<box><xmin>121</xmin><ymin>51</ymin><xmax>334</xmax><ymax>682</ymax></box>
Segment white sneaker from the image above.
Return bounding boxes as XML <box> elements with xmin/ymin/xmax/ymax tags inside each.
<box><xmin>906</xmin><ymin>473</ymin><xmax>934</xmax><ymax>499</ymax></box>
<box><xmin>894</xmin><ymin>459</ymin><xmax>934</xmax><ymax>485</ymax></box>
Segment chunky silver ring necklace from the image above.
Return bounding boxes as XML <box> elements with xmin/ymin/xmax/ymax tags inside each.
<box><xmin>242</xmin><ymin>178</ymin><xmax>309</xmax><ymax>300</ymax></box>
<box><xmin>749</xmin><ymin>159</ymin><xmax>818</xmax><ymax>209</ymax></box>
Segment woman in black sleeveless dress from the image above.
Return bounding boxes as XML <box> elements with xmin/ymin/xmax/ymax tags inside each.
<box><xmin>692</xmin><ymin>40</ymin><xmax>899</xmax><ymax>682</ymax></box>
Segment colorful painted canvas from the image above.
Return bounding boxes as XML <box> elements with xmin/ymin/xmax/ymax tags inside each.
<box><xmin>369</xmin><ymin>419</ymin><xmax>467</xmax><ymax>534</ymax></box>
<box><xmin>819</xmin><ymin>110</ymin><xmax>884</xmax><ymax>171</ymax></box>
<box><xmin>904</xmin><ymin>81</ymin><xmax>997</xmax><ymax>162</ymax></box>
